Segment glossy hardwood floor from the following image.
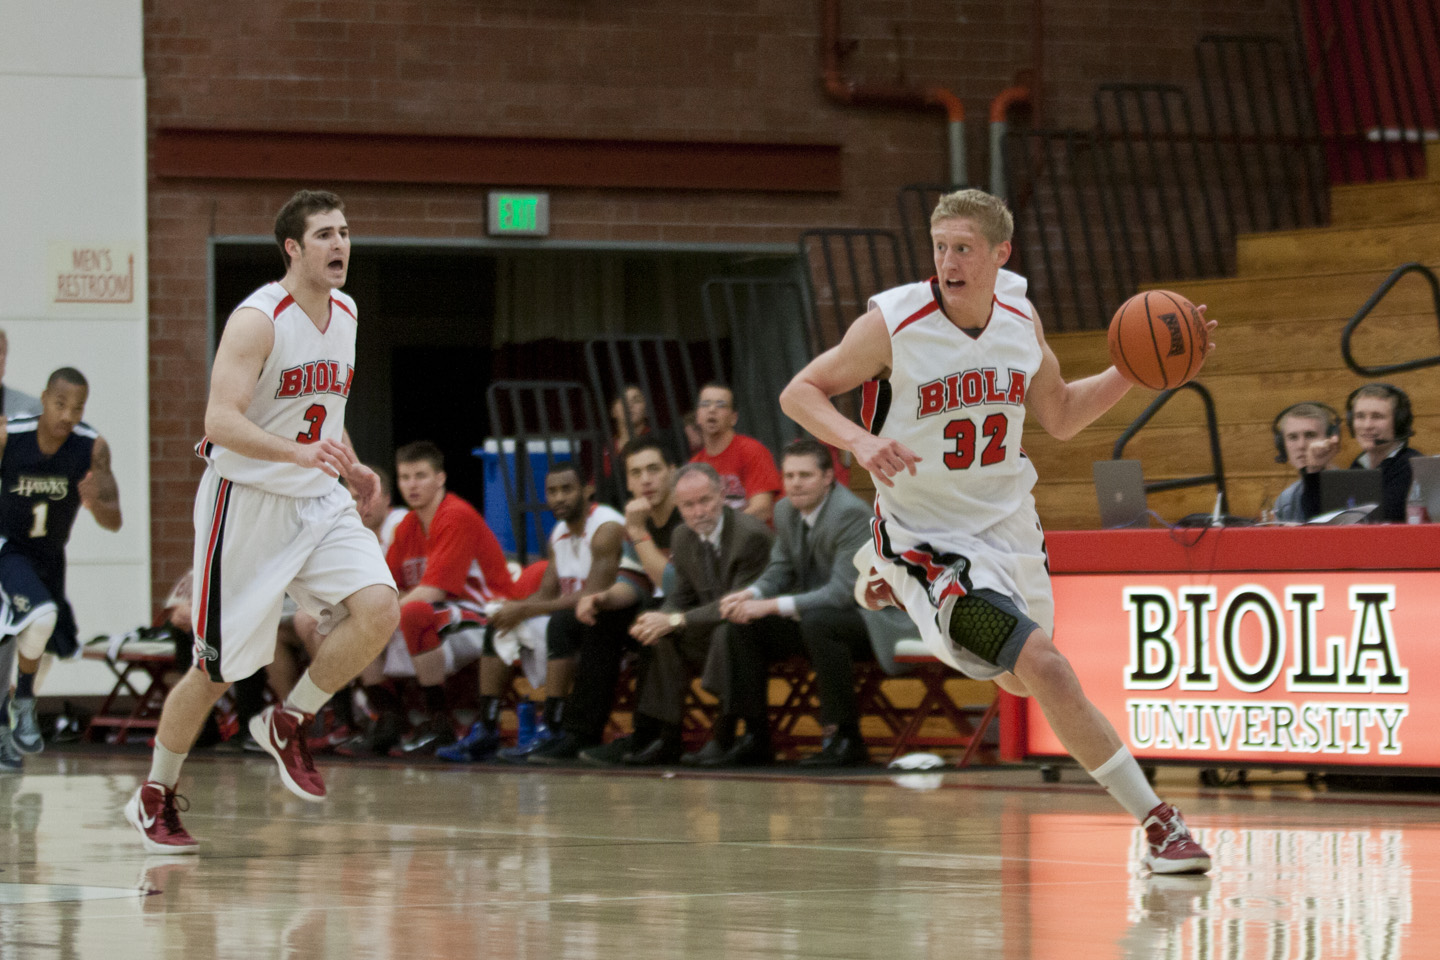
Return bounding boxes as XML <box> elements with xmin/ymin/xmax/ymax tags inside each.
<box><xmin>1</xmin><ymin>752</ymin><xmax>1435</xmax><ymax>959</ymax></box>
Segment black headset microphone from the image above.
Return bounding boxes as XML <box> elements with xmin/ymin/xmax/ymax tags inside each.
<box><xmin>1344</xmin><ymin>382</ymin><xmax>1414</xmax><ymax>444</ymax></box>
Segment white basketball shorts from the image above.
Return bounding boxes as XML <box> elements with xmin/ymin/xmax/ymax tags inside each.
<box><xmin>864</xmin><ymin>502</ymin><xmax>1053</xmax><ymax>681</ymax></box>
<box><xmin>191</xmin><ymin>467</ymin><xmax>397</xmax><ymax>683</ymax></box>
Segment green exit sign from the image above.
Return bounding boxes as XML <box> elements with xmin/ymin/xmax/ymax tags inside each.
<box><xmin>487</xmin><ymin>192</ymin><xmax>550</xmax><ymax>237</ymax></box>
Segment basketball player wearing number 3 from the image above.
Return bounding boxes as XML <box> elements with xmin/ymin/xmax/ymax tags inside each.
<box><xmin>127</xmin><ymin>191</ymin><xmax>400</xmax><ymax>855</ymax></box>
<box><xmin>781</xmin><ymin>189</ymin><xmax>1217</xmax><ymax>874</ymax></box>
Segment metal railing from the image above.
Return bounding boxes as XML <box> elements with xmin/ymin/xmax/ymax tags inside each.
<box><xmin>584</xmin><ymin>335</ymin><xmax>714</xmax><ymax>475</ymax></box>
<box><xmin>896</xmin><ymin>183</ymin><xmax>966</xmax><ymax>282</ymax></box>
<box><xmin>1004</xmin><ymin>128</ymin><xmax>1134</xmax><ymax>330</ymax></box>
<box><xmin>798</xmin><ymin>228</ymin><xmax>907</xmax><ymax>351</ymax></box>
<box><xmin>1007</xmin><ymin>60</ymin><xmax>1328</xmax><ymax>331</ymax></box>
<box><xmin>1196</xmin><ymin>34</ymin><xmax>1328</xmax><ymax>233</ymax></box>
<box><xmin>1341</xmin><ymin>263</ymin><xmax>1440</xmax><ymax>377</ymax></box>
<box><xmin>485</xmin><ymin>380</ymin><xmax>607</xmax><ymax>565</ymax></box>
<box><xmin>1112</xmin><ymin>382</ymin><xmax>1229</xmax><ymax>512</ymax></box>
<box><xmin>700</xmin><ymin>277</ymin><xmax>811</xmax><ymax>452</ymax></box>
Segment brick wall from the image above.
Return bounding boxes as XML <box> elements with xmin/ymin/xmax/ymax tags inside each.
<box><xmin>145</xmin><ymin>0</ymin><xmax>1294</xmax><ymax>598</ymax></box>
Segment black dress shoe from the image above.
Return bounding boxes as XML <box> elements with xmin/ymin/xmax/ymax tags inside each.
<box><xmin>799</xmin><ymin>734</ymin><xmax>869</xmax><ymax>767</ymax></box>
<box><xmin>681</xmin><ymin>738</ymin><xmax>733</xmax><ymax>767</ymax></box>
<box><xmin>623</xmin><ymin>737</ymin><xmax>682</xmax><ymax>766</ymax></box>
<box><xmin>719</xmin><ymin>732</ymin><xmax>774</xmax><ymax>767</ymax></box>
<box><xmin>527</xmin><ymin>732</ymin><xmax>584</xmax><ymax>765</ymax></box>
<box><xmin>578</xmin><ymin>736</ymin><xmax>637</xmax><ymax>766</ymax></box>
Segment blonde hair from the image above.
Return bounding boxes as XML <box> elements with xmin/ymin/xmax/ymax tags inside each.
<box><xmin>930</xmin><ymin>189</ymin><xmax>1014</xmax><ymax>246</ymax></box>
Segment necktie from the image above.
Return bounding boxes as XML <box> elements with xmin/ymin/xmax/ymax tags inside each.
<box><xmin>701</xmin><ymin>538</ymin><xmax>721</xmax><ymax>589</ymax></box>
<box><xmin>797</xmin><ymin>521</ymin><xmax>813</xmax><ymax>588</ymax></box>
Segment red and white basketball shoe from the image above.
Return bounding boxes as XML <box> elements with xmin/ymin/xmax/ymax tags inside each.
<box><xmin>852</xmin><ymin>543</ymin><xmax>906</xmax><ymax>612</ymax></box>
<box><xmin>251</xmin><ymin>705</ymin><xmax>326</xmax><ymax>802</ymax></box>
<box><xmin>1142</xmin><ymin>802</ymin><xmax>1211</xmax><ymax>874</ymax></box>
<box><xmin>125</xmin><ymin>781</ymin><xmax>199</xmax><ymax>855</ymax></box>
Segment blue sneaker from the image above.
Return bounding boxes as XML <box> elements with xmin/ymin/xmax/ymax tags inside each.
<box><xmin>9</xmin><ymin>699</ymin><xmax>42</xmax><ymax>755</ymax></box>
<box><xmin>0</xmin><ymin>727</ymin><xmax>22</xmax><ymax>773</ymax></box>
<box><xmin>435</xmin><ymin>722</ymin><xmax>500</xmax><ymax>763</ymax></box>
<box><xmin>494</xmin><ymin>724</ymin><xmax>554</xmax><ymax>763</ymax></box>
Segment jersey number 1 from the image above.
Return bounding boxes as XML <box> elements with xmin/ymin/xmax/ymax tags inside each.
<box><xmin>943</xmin><ymin>413</ymin><xmax>1008</xmax><ymax>470</ymax></box>
<box><xmin>297</xmin><ymin>403</ymin><xmax>326</xmax><ymax>444</ymax></box>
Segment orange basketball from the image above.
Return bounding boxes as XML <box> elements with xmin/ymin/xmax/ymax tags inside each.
<box><xmin>1107</xmin><ymin>290</ymin><xmax>1208</xmax><ymax>390</ymax></box>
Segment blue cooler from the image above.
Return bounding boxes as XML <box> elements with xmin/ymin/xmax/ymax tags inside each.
<box><xmin>476</xmin><ymin>439</ymin><xmax>572</xmax><ymax>555</ymax></box>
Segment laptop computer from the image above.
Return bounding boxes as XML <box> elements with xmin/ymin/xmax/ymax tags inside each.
<box><xmin>1093</xmin><ymin>459</ymin><xmax>1148</xmax><ymax>529</ymax></box>
<box><xmin>1317</xmin><ymin>469</ymin><xmax>1383</xmax><ymax>516</ymax></box>
<box><xmin>1406</xmin><ymin>455</ymin><xmax>1440</xmax><ymax>519</ymax></box>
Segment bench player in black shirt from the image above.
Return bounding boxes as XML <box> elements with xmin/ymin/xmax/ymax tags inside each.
<box><xmin>0</xmin><ymin>367</ymin><xmax>122</xmax><ymax>756</ymax></box>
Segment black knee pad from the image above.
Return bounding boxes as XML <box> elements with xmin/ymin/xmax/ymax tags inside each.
<box><xmin>946</xmin><ymin>588</ymin><xmax>1036</xmax><ymax>672</ymax></box>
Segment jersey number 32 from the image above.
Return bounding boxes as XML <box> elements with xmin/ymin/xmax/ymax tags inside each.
<box><xmin>943</xmin><ymin>413</ymin><xmax>1008</xmax><ymax>470</ymax></box>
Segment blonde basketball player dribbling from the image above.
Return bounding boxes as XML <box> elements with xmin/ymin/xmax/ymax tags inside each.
<box><xmin>780</xmin><ymin>189</ymin><xmax>1218</xmax><ymax>874</ymax></box>
<box><xmin>126</xmin><ymin>191</ymin><xmax>400</xmax><ymax>854</ymax></box>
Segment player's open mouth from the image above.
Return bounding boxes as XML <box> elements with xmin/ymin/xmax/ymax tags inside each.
<box><xmin>944</xmin><ymin>279</ymin><xmax>966</xmax><ymax>289</ymax></box>
<box><xmin>329</xmin><ymin>258</ymin><xmax>344</xmax><ymax>270</ymax></box>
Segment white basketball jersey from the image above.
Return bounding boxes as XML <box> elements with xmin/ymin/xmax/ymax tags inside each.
<box><xmin>550</xmin><ymin>504</ymin><xmax>643</xmax><ymax>594</ymax></box>
<box><xmin>198</xmin><ymin>282</ymin><xmax>357</xmax><ymax>498</ymax></box>
<box><xmin>863</xmin><ymin>269</ymin><xmax>1042</xmax><ymax>541</ymax></box>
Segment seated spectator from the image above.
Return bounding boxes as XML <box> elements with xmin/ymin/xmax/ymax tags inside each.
<box><xmin>1302</xmin><ymin>383</ymin><xmax>1423</xmax><ymax>523</ymax></box>
<box><xmin>611</xmin><ymin>383</ymin><xmax>651</xmax><ymax>448</ymax></box>
<box><xmin>619</xmin><ymin>437</ymin><xmax>683</xmax><ymax>588</ymax></box>
<box><xmin>1269</xmin><ymin>402</ymin><xmax>1342</xmax><ymax>522</ymax></box>
<box><xmin>384</xmin><ymin>441</ymin><xmax>516</xmax><ymax>754</ymax></box>
<box><xmin>689</xmin><ymin>382</ymin><xmax>782</xmax><ymax>524</ymax></box>
<box><xmin>597</xmin><ymin>384</ymin><xmax>652</xmax><ymax>507</ymax></box>
<box><xmin>514</xmin><ymin>438</ymin><xmax>680</xmax><ymax>766</ymax></box>
<box><xmin>700</xmin><ymin>439</ymin><xmax>910</xmax><ymax>767</ymax></box>
<box><xmin>572</xmin><ymin>464</ymin><xmax>772</xmax><ymax>766</ymax></box>
<box><xmin>438</xmin><ymin>464</ymin><xmax>644</xmax><ymax>763</ymax></box>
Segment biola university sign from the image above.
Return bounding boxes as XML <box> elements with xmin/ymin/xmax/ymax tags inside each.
<box><xmin>1123</xmin><ymin>584</ymin><xmax>1407</xmax><ymax>757</ymax></box>
<box><xmin>1028</xmin><ymin>570</ymin><xmax>1436</xmax><ymax>768</ymax></box>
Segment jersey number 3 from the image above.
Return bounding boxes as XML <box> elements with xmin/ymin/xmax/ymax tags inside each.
<box><xmin>297</xmin><ymin>403</ymin><xmax>326</xmax><ymax>444</ymax></box>
<box><xmin>943</xmin><ymin>413</ymin><xmax>1008</xmax><ymax>470</ymax></box>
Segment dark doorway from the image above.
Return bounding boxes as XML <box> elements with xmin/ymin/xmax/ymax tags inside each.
<box><xmin>390</xmin><ymin>345</ymin><xmax>488</xmax><ymax>508</ymax></box>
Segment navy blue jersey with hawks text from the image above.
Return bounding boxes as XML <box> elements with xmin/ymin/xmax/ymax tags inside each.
<box><xmin>0</xmin><ymin>416</ymin><xmax>97</xmax><ymax>579</ymax></box>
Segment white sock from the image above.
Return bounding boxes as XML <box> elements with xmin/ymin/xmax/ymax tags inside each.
<box><xmin>148</xmin><ymin>743</ymin><xmax>187</xmax><ymax>789</ymax></box>
<box><xmin>1088</xmin><ymin>746</ymin><xmax>1162</xmax><ymax>822</ymax></box>
<box><xmin>284</xmin><ymin>672</ymin><xmax>331</xmax><ymax>716</ymax></box>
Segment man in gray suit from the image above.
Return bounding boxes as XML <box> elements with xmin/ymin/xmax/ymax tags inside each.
<box><xmin>700</xmin><ymin>438</ymin><xmax>912</xmax><ymax>767</ymax></box>
<box><xmin>0</xmin><ymin>328</ymin><xmax>41</xmax><ymax>771</ymax></box>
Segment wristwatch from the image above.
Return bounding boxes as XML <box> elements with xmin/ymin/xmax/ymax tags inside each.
<box><xmin>668</xmin><ymin>612</ymin><xmax>685</xmax><ymax>630</ymax></box>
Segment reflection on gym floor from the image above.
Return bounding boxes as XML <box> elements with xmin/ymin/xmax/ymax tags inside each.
<box><xmin>1</xmin><ymin>755</ymin><xmax>1436</xmax><ymax>959</ymax></box>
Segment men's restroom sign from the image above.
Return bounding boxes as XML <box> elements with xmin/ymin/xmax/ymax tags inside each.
<box><xmin>50</xmin><ymin>242</ymin><xmax>136</xmax><ymax>304</ymax></box>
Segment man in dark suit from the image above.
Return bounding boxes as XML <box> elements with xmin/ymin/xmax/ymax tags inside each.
<box><xmin>698</xmin><ymin>438</ymin><xmax>911</xmax><ymax>767</ymax></box>
<box><xmin>580</xmin><ymin>462</ymin><xmax>772</xmax><ymax>765</ymax></box>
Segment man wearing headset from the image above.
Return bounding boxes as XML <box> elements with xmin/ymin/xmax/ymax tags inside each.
<box><xmin>1300</xmin><ymin>383</ymin><xmax>1422</xmax><ymax>523</ymax></box>
<box><xmin>1270</xmin><ymin>402</ymin><xmax>1342</xmax><ymax>522</ymax></box>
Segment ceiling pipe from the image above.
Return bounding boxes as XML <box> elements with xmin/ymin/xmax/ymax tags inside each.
<box><xmin>820</xmin><ymin>0</ymin><xmax>967</xmax><ymax>187</ymax></box>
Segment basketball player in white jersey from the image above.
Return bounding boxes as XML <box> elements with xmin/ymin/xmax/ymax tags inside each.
<box><xmin>127</xmin><ymin>190</ymin><xmax>400</xmax><ymax>854</ymax></box>
<box><xmin>781</xmin><ymin>189</ymin><xmax>1216</xmax><ymax>874</ymax></box>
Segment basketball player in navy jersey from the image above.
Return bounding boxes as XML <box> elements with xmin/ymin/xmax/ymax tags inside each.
<box><xmin>781</xmin><ymin>189</ymin><xmax>1217</xmax><ymax>874</ymax></box>
<box><xmin>0</xmin><ymin>367</ymin><xmax>123</xmax><ymax>759</ymax></box>
<box><xmin>127</xmin><ymin>191</ymin><xmax>399</xmax><ymax>854</ymax></box>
